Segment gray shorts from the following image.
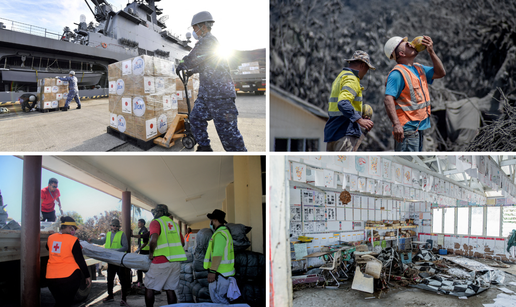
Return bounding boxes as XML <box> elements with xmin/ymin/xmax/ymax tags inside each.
<box><xmin>326</xmin><ymin>135</ymin><xmax>359</xmax><ymax>151</ymax></box>
<box><xmin>144</xmin><ymin>261</ymin><xmax>180</xmax><ymax>291</ymax></box>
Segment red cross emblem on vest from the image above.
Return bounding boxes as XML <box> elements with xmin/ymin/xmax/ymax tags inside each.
<box><xmin>53</xmin><ymin>241</ymin><xmax>62</xmax><ymax>253</ymax></box>
<box><xmin>167</xmin><ymin>222</ymin><xmax>174</xmax><ymax>231</ymax></box>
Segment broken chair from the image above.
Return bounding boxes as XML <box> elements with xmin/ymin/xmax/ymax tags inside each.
<box><xmin>318</xmin><ymin>251</ymin><xmax>342</xmax><ymax>289</ymax></box>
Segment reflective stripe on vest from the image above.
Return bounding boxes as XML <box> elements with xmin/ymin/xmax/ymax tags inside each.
<box><xmin>46</xmin><ymin>233</ymin><xmax>80</xmax><ymax>279</ymax></box>
<box><xmin>154</xmin><ymin>216</ymin><xmax>187</xmax><ymax>261</ymax></box>
<box><xmin>105</xmin><ymin>231</ymin><xmax>123</xmax><ymax>249</ymax></box>
<box><xmin>203</xmin><ymin>226</ymin><xmax>235</xmax><ymax>277</ymax></box>
<box><xmin>141</xmin><ymin>243</ymin><xmax>150</xmax><ymax>251</ymax></box>
<box><xmin>327</xmin><ymin>70</ymin><xmax>363</xmax><ymax>117</ymax></box>
<box><xmin>389</xmin><ymin>63</ymin><xmax>431</xmax><ymax>127</ymax></box>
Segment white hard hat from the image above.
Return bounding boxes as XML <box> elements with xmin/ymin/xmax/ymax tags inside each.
<box><xmin>100</xmin><ymin>233</ymin><xmax>106</xmax><ymax>237</ymax></box>
<box><xmin>29</xmin><ymin>95</ymin><xmax>36</xmax><ymax>102</ymax></box>
<box><xmin>191</xmin><ymin>11</ymin><xmax>214</xmax><ymax>26</ymax></box>
<box><xmin>384</xmin><ymin>36</ymin><xmax>408</xmax><ymax>61</ymax></box>
<box><xmin>69</xmin><ymin>71</ymin><xmax>75</xmax><ymax>76</ymax></box>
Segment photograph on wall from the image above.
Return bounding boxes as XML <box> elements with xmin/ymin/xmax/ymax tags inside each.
<box><xmin>302</xmin><ymin>190</ymin><xmax>314</xmax><ymax>205</ymax></box>
<box><xmin>316</xmin><ymin>222</ymin><xmax>326</xmax><ymax>232</ymax></box>
<box><xmin>350</xmin><ymin>175</ymin><xmax>358</xmax><ymax>191</ymax></box>
<box><xmin>315</xmin><ymin>207</ymin><xmax>325</xmax><ymax>220</ymax></box>
<box><xmin>324</xmin><ymin>169</ymin><xmax>336</xmax><ymax>188</ymax></box>
<box><xmin>355</xmin><ymin>156</ymin><xmax>367</xmax><ymax>173</ymax></box>
<box><xmin>358</xmin><ymin>177</ymin><xmax>366</xmax><ymax>192</ymax></box>
<box><xmin>327</xmin><ymin>207</ymin><xmax>336</xmax><ymax>221</ymax></box>
<box><xmin>290</xmin><ymin>223</ymin><xmax>302</xmax><ymax>237</ymax></box>
<box><xmin>368</xmin><ymin>156</ymin><xmax>381</xmax><ymax>178</ymax></box>
<box><xmin>326</xmin><ymin>192</ymin><xmax>336</xmax><ymax>206</ymax></box>
<box><xmin>313</xmin><ymin>191</ymin><xmax>325</xmax><ymax>206</ymax></box>
<box><xmin>393</xmin><ymin>162</ymin><xmax>402</xmax><ymax>184</ymax></box>
<box><xmin>291</xmin><ymin>207</ymin><xmax>301</xmax><ymax>222</ymax></box>
<box><xmin>403</xmin><ymin>166</ymin><xmax>412</xmax><ymax>185</ymax></box>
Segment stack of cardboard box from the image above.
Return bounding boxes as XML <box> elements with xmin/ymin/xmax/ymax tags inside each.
<box><xmin>108</xmin><ymin>55</ymin><xmax>199</xmax><ymax>142</ymax></box>
<box><xmin>37</xmin><ymin>78</ymin><xmax>69</xmax><ymax>110</ymax></box>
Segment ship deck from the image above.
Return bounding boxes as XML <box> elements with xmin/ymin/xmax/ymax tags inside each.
<box><xmin>0</xmin><ymin>93</ymin><xmax>266</xmax><ymax>152</ymax></box>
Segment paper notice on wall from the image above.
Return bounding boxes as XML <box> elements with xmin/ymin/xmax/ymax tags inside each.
<box><xmin>314</xmin><ymin>170</ymin><xmax>324</xmax><ymax>187</ymax></box>
<box><xmin>327</xmin><ymin>221</ymin><xmax>340</xmax><ymax>231</ymax></box>
<box><xmin>290</xmin><ymin>188</ymin><xmax>301</xmax><ymax>205</ymax></box>
<box><xmin>146</xmin><ymin>118</ymin><xmax>157</xmax><ymax>139</ymax></box>
<box><xmin>122</xmin><ymin>60</ymin><xmax>132</xmax><ymax>75</ymax></box>
<box><xmin>122</xmin><ymin>97</ymin><xmax>131</xmax><ymax>114</ymax></box>
<box><xmin>292</xmin><ymin>163</ymin><xmax>306</xmax><ymax>182</ymax></box>
<box><xmin>109</xmin><ymin>113</ymin><xmax>117</xmax><ymax>128</ymax></box>
<box><xmin>337</xmin><ymin>207</ymin><xmax>345</xmax><ymax>220</ymax></box>
<box><xmin>294</xmin><ymin>243</ymin><xmax>308</xmax><ymax>260</ymax></box>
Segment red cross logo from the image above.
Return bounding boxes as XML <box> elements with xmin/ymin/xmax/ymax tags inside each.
<box><xmin>53</xmin><ymin>242</ymin><xmax>61</xmax><ymax>253</ymax></box>
<box><xmin>167</xmin><ymin>222</ymin><xmax>174</xmax><ymax>230</ymax></box>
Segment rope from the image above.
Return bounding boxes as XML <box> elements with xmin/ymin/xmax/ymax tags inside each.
<box><xmin>120</xmin><ymin>253</ymin><xmax>128</xmax><ymax>268</ymax></box>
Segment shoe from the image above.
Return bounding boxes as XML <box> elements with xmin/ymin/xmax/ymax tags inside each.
<box><xmin>154</xmin><ymin>290</ymin><xmax>161</xmax><ymax>295</ymax></box>
<box><xmin>120</xmin><ymin>300</ymin><xmax>131</xmax><ymax>307</ymax></box>
<box><xmin>196</xmin><ymin>145</ymin><xmax>213</xmax><ymax>152</ymax></box>
<box><xmin>61</xmin><ymin>108</ymin><xmax>68</xmax><ymax>111</ymax></box>
<box><xmin>76</xmin><ymin>105</ymin><xmax>81</xmax><ymax>109</ymax></box>
<box><xmin>103</xmin><ymin>296</ymin><xmax>114</xmax><ymax>303</ymax></box>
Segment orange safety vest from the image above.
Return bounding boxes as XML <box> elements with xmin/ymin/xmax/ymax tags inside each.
<box><xmin>185</xmin><ymin>232</ymin><xmax>191</xmax><ymax>242</ymax></box>
<box><xmin>388</xmin><ymin>63</ymin><xmax>431</xmax><ymax>128</ymax></box>
<box><xmin>46</xmin><ymin>233</ymin><xmax>80</xmax><ymax>279</ymax></box>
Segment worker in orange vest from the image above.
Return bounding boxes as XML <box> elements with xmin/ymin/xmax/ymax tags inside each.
<box><xmin>46</xmin><ymin>216</ymin><xmax>91</xmax><ymax>307</ymax></box>
<box><xmin>383</xmin><ymin>36</ymin><xmax>446</xmax><ymax>151</ymax></box>
<box><xmin>184</xmin><ymin>227</ymin><xmax>192</xmax><ymax>250</ymax></box>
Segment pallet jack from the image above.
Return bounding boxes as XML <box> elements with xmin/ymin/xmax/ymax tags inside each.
<box><xmin>153</xmin><ymin>69</ymin><xmax>196</xmax><ymax>149</ymax></box>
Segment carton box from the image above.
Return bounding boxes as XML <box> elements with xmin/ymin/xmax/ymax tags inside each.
<box><xmin>37</xmin><ymin>78</ymin><xmax>69</xmax><ymax>109</ymax></box>
<box><xmin>108</xmin><ymin>55</ymin><xmax>186</xmax><ymax>142</ymax></box>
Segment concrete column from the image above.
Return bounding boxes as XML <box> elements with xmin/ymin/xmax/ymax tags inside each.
<box><xmin>225</xmin><ymin>183</ymin><xmax>235</xmax><ymax>223</ymax></box>
<box><xmin>269</xmin><ymin>156</ymin><xmax>292</xmax><ymax>307</ymax></box>
<box><xmin>233</xmin><ymin>156</ymin><xmax>263</xmax><ymax>253</ymax></box>
<box><xmin>122</xmin><ymin>191</ymin><xmax>131</xmax><ymax>252</ymax></box>
<box><xmin>21</xmin><ymin>156</ymin><xmax>42</xmax><ymax>307</ymax></box>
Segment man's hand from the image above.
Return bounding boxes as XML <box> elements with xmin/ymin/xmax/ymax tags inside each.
<box><xmin>393</xmin><ymin>124</ymin><xmax>404</xmax><ymax>143</ymax></box>
<box><xmin>356</xmin><ymin>118</ymin><xmax>374</xmax><ymax>131</ymax></box>
<box><xmin>148</xmin><ymin>254</ymin><xmax>154</xmax><ymax>261</ymax></box>
<box><xmin>207</xmin><ymin>272</ymin><xmax>216</xmax><ymax>283</ymax></box>
<box><xmin>421</xmin><ymin>36</ymin><xmax>434</xmax><ymax>54</ymax></box>
<box><xmin>87</xmin><ymin>238</ymin><xmax>92</xmax><ymax>243</ymax></box>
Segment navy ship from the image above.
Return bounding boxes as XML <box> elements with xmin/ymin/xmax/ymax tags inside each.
<box><xmin>0</xmin><ymin>0</ymin><xmax>191</xmax><ymax>103</ymax></box>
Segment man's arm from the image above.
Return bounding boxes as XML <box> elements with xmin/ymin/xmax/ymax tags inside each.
<box><xmin>337</xmin><ymin>79</ymin><xmax>373</xmax><ymax>131</ymax></box>
<box><xmin>148</xmin><ymin>233</ymin><xmax>159</xmax><ymax>260</ymax></box>
<box><xmin>117</xmin><ymin>233</ymin><xmax>129</xmax><ymax>252</ymax></box>
<box><xmin>56</xmin><ymin>197</ymin><xmax>63</xmax><ymax>214</ymax></box>
<box><xmin>422</xmin><ymin>36</ymin><xmax>445</xmax><ymax>79</ymax></box>
<box><xmin>207</xmin><ymin>233</ymin><xmax>226</xmax><ymax>283</ymax></box>
<box><xmin>384</xmin><ymin>95</ymin><xmax>404</xmax><ymax>143</ymax></box>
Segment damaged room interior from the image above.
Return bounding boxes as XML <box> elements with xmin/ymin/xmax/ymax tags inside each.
<box><xmin>270</xmin><ymin>155</ymin><xmax>516</xmax><ymax>306</ymax></box>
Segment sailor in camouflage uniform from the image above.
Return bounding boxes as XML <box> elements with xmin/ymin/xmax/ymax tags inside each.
<box><xmin>57</xmin><ymin>71</ymin><xmax>81</xmax><ymax>111</ymax></box>
<box><xmin>177</xmin><ymin>11</ymin><xmax>247</xmax><ymax>152</ymax></box>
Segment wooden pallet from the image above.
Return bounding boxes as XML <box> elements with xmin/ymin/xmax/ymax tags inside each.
<box><xmin>153</xmin><ymin>114</ymin><xmax>188</xmax><ymax>148</ymax></box>
<box><xmin>39</xmin><ymin>107</ymin><xmax>60</xmax><ymax>113</ymax></box>
<box><xmin>106</xmin><ymin>126</ymin><xmax>156</xmax><ymax>151</ymax></box>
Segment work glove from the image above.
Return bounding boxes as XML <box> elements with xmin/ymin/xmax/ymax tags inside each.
<box><xmin>176</xmin><ymin>63</ymin><xmax>186</xmax><ymax>72</ymax></box>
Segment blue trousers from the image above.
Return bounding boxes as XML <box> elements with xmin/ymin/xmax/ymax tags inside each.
<box><xmin>395</xmin><ymin>130</ymin><xmax>424</xmax><ymax>152</ymax></box>
<box><xmin>64</xmin><ymin>91</ymin><xmax>81</xmax><ymax>107</ymax></box>
<box><xmin>190</xmin><ymin>97</ymin><xmax>247</xmax><ymax>152</ymax></box>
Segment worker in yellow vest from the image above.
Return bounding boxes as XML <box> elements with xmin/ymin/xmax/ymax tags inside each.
<box><xmin>131</xmin><ymin>218</ymin><xmax>150</xmax><ymax>288</ymax></box>
<box><xmin>89</xmin><ymin>218</ymin><xmax>130</xmax><ymax>305</ymax></box>
<box><xmin>145</xmin><ymin>204</ymin><xmax>186</xmax><ymax>307</ymax></box>
<box><xmin>46</xmin><ymin>216</ymin><xmax>91</xmax><ymax>307</ymax></box>
<box><xmin>204</xmin><ymin>209</ymin><xmax>238</xmax><ymax>304</ymax></box>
